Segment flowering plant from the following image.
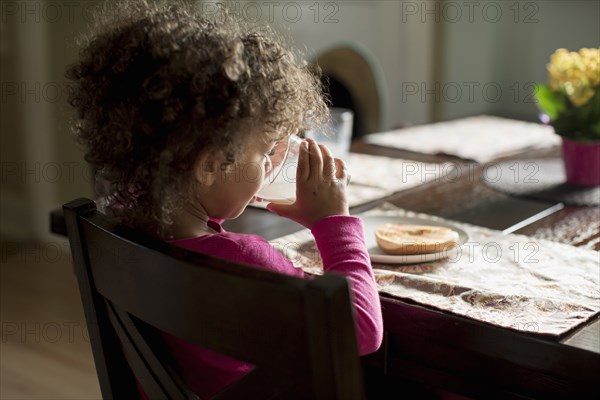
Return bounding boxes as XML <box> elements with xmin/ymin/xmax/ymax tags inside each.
<box><xmin>534</xmin><ymin>48</ymin><xmax>600</xmax><ymax>142</ymax></box>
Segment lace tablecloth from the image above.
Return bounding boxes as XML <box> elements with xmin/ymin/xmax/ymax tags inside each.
<box><xmin>251</xmin><ymin>153</ymin><xmax>452</xmax><ymax>209</ymax></box>
<box><xmin>270</xmin><ymin>204</ymin><xmax>599</xmax><ymax>336</ymax></box>
<box><xmin>364</xmin><ymin>115</ymin><xmax>560</xmax><ymax>163</ymax></box>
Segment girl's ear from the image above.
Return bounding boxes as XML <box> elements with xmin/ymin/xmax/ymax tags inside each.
<box><xmin>194</xmin><ymin>152</ymin><xmax>218</xmax><ymax>186</ymax></box>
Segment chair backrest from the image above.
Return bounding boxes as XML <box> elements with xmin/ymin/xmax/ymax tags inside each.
<box><xmin>64</xmin><ymin>198</ymin><xmax>365</xmax><ymax>399</ymax></box>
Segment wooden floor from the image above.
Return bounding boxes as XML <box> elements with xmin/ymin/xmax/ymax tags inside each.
<box><xmin>1</xmin><ymin>238</ymin><xmax>101</xmax><ymax>399</ymax></box>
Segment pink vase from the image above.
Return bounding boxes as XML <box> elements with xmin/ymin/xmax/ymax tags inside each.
<box><xmin>561</xmin><ymin>137</ymin><xmax>600</xmax><ymax>186</ymax></box>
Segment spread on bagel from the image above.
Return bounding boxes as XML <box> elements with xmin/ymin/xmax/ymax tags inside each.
<box><xmin>375</xmin><ymin>223</ymin><xmax>459</xmax><ymax>255</ymax></box>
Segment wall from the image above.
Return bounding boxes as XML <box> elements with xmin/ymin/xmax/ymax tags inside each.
<box><xmin>2</xmin><ymin>0</ymin><xmax>438</xmax><ymax>240</ymax></box>
<box><xmin>1</xmin><ymin>0</ymin><xmax>598</xmax><ymax>240</ymax></box>
<box><xmin>436</xmin><ymin>0</ymin><xmax>600</xmax><ymax>121</ymax></box>
<box><xmin>1</xmin><ymin>0</ymin><xmax>95</xmax><ymax>241</ymax></box>
<box><xmin>258</xmin><ymin>0</ymin><xmax>438</xmax><ymax>128</ymax></box>
<box><xmin>226</xmin><ymin>0</ymin><xmax>599</xmax><ymax>127</ymax></box>
<box><xmin>1</xmin><ymin>9</ymin><xmax>29</xmax><ymax>239</ymax></box>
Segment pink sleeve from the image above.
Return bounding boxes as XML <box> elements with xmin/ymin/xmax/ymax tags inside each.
<box><xmin>311</xmin><ymin>216</ymin><xmax>383</xmax><ymax>355</ymax></box>
<box><xmin>171</xmin><ymin>233</ymin><xmax>304</xmax><ymax>278</ymax></box>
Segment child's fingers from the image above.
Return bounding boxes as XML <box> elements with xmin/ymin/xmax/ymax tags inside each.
<box><xmin>321</xmin><ymin>144</ymin><xmax>336</xmax><ymax>181</ymax></box>
<box><xmin>297</xmin><ymin>139</ymin><xmax>310</xmax><ymax>182</ymax></box>
<box><xmin>266</xmin><ymin>202</ymin><xmax>293</xmax><ymax>216</ymax></box>
<box><xmin>307</xmin><ymin>138</ymin><xmax>323</xmax><ymax>182</ymax></box>
<box><xmin>334</xmin><ymin>158</ymin><xmax>349</xmax><ymax>183</ymax></box>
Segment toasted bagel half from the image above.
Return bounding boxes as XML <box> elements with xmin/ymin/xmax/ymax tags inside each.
<box><xmin>375</xmin><ymin>224</ymin><xmax>459</xmax><ymax>255</ymax></box>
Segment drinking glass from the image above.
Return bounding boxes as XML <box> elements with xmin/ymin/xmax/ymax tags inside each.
<box><xmin>305</xmin><ymin>108</ymin><xmax>353</xmax><ymax>158</ymax></box>
<box><xmin>255</xmin><ymin>135</ymin><xmax>303</xmax><ymax>204</ymax></box>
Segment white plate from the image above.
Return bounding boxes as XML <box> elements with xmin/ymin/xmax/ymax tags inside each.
<box><xmin>360</xmin><ymin>215</ymin><xmax>469</xmax><ymax>264</ymax></box>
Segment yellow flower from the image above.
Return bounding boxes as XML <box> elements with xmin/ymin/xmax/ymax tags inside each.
<box><xmin>547</xmin><ymin>47</ymin><xmax>599</xmax><ymax>106</ymax></box>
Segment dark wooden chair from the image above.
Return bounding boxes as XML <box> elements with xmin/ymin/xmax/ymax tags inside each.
<box><xmin>63</xmin><ymin>198</ymin><xmax>365</xmax><ymax>399</ymax></box>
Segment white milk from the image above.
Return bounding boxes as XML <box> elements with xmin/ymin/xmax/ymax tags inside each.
<box><xmin>256</xmin><ymin>182</ymin><xmax>295</xmax><ymax>204</ymax></box>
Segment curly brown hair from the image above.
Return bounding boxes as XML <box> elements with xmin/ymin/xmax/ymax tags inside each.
<box><xmin>66</xmin><ymin>0</ymin><xmax>328</xmax><ymax>238</ymax></box>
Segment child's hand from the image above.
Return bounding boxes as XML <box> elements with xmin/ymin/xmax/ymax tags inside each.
<box><xmin>267</xmin><ymin>138</ymin><xmax>350</xmax><ymax>229</ymax></box>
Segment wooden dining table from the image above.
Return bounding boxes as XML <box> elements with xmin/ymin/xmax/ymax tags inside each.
<box><xmin>50</xmin><ymin>137</ymin><xmax>599</xmax><ymax>399</ymax></box>
<box><xmin>225</xmin><ymin>140</ymin><xmax>600</xmax><ymax>399</ymax></box>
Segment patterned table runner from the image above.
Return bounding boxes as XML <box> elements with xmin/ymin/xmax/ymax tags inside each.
<box><xmin>364</xmin><ymin>115</ymin><xmax>560</xmax><ymax>163</ymax></box>
<box><xmin>270</xmin><ymin>204</ymin><xmax>599</xmax><ymax>336</ymax></box>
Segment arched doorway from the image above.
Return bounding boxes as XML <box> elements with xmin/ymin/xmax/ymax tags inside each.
<box><xmin>313</xmin><ymin>44</ymin><xmax>387</xmax><ymax>139</ymax></box>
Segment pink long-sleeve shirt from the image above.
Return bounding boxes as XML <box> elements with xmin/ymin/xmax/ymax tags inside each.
<box><xmin>154</xmin><ymin>215</ymin><xmax>383</xmax><ymax>398</ymax></box>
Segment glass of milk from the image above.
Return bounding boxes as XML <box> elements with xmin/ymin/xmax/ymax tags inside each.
<box><xmin>255</xmin><ymin>135</ymin><xmax>303</xmax><ymax>204</ymax></box>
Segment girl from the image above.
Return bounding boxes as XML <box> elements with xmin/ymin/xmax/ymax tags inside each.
<box><xmin>66</xmin><ymin>1</ymin><xmax>382</xmax><ymax>398</ymax></box>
